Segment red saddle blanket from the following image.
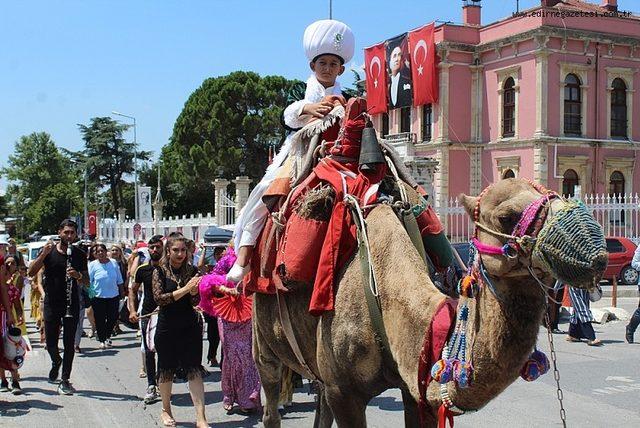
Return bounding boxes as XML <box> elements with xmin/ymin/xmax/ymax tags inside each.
<box><xmin>244</xmin><ymin>98</ymin><xmax>386</xmax><ymax>315</ymax></box>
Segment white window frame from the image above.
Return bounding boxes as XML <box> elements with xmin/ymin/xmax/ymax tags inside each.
<box><xmin>557</xmin><ymin>155</ymin><xmax>589</xmax><ymax>195</ymax></box>
<box><xmin>495</xmin><ymin>65</ymin><xmax>521</xmax><ymax>141</ymax></box>
<box><xmin>496</xmin><ymin>156</ymin><xmax>521</xmax><ymax>179</ymax></box>
<box><xmin>559</xmin><ymin>63</ymin><xmax>591</xmax><ymax>137</ymax></box>
<box><xmin>605</xmin><ymin>67</ymin><xmax>635</xmax><ymax>140</ymax></box>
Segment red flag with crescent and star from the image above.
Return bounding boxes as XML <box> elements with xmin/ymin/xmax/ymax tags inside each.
<box><xmin>88</xmin><ymin>210</ymin><xmax>97</xmax><ymax>236</ymax></box>
<box><xmin>364</xmin><ymin>42</ymin><xmax>388</xmax><ymax>114</ymax></box>
<box><xmin>408</xmin><ymin>23</ymin><xmax>438</xmax><ymax>106</ymax></box>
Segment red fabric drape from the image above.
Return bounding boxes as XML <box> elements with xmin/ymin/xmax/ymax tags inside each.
<box><xmin>408</xmin><ymin>23</ymin><xmax>439</xmax><ymax>106</ymax></box>
<box><xmin>364</xmin><ymin>42</ymin><xmax>388</xmax><ymax>114</ymax></box>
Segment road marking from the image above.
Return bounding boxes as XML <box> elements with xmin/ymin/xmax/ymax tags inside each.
<box><xmin>605</xmin><ymin>376</ymin><xmax>635</xmax><ymax>383</ymax></box>
<box><xmin>592</xmin><ymin>383</ymin><xmax>640</xmax><ymax>396</ymax></box>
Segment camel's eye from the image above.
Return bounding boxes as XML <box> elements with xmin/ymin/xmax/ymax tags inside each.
<box><xmin>498</xmin><ymin>212</ymin><xmax>520</xmax><ymax>232</ymax></box>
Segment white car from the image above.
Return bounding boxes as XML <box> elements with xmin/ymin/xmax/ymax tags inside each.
<box><xmin>24</xmin><ymin>241</ymin><xmax>48</xmax><ymax>266</ymax></box>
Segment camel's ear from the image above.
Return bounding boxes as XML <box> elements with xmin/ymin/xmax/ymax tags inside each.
<box><xmin>458</xmin><ymin>194</ymin><xmax>478</xmax><ymax>219</ymax></box>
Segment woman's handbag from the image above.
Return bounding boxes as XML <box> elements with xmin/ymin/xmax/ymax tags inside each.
<box><xmin>589</xmin><ymin>284</ymin><xmax>603</xmax><ymax>302</ymax></box>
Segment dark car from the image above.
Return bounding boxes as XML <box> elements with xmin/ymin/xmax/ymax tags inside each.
<box><xmin>604</xmin><ymin>237</ymin><xmax>638</xmax><ymax>285</ymax></box>
<box><xmin>452</xmin><ymin>242</ymin><xmax>471</xmax><ymax>270</ymax></box>
<box><xmin>203</xmin><ymin>226</ymin><xmax>233</xmax><ymax>244</ymax></box>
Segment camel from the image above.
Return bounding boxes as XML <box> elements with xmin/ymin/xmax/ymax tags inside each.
<box><xmin>252</xmin><ymin>177</ymin><xmax>607</xmax><ymax>427</ymax></box>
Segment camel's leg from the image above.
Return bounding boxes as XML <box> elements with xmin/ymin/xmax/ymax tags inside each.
<box><xmin>401</xmin><ymin>389</ymin><xmax>420</xmax><ymax>428</ymax></box>
<box><xmin>253</xmin><ymin>326</ymin><xmax>282</xmax><ymax>428</ymax></box>
<box><xmin>312</xmin><ymin>382</ymin><xmax>334</xmax><ymax>428</ymax></box>
<box><xmin>324</xmin><ymin>386</ymin><xmax>367</xmax><ymax>428</ymax></box>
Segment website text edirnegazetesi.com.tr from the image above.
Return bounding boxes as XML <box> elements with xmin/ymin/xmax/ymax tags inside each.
<box><xmin>512</xmin><ymin>10</ymin><xmax>633</xmax><ymax>19</ymax></box>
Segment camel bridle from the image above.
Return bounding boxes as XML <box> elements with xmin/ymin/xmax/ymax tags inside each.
<box><xmin>471</xmin><ymin>181</ymin><xmax>559</xmax><ymax>263</ymax></box>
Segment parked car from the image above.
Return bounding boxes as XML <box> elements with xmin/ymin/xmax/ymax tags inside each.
<box><xmin>452</xmin><ymin>242</ymin><xmax>471</xmax><ymax>269</ymax></box>
<box><xmin>604</xmin><ymin>237</ymin><xmax>638</xmax><ymax>285</ymax></box>
<box><xmin>23</xmin><ymin>241</ymin><xmax>48</xmax><ymax>267</ymax></box>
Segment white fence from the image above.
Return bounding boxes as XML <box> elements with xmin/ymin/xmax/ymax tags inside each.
<box><xmin>99</xmin><ymin>213</ymin><xmax>221</xmax><ymax>244</ymax></box>
<box><xmin>100</xmin><ymin>192</ymin><xmax>639</xmax><ymax>245</ymax></box>
<box><xmin>434</xmin><ymin>193</ymin><xmax>640</xmax><ymax>244</ymax></box>
<box><xmin>219</xmin><ymin>192</ymin><xmax>236</xmax><ymax>228</ymax></box>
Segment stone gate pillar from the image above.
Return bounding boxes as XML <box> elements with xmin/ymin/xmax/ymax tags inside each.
<box><xmin>117</xmin><ymin>207</ymin><xmax>126</xmax><ymax>243</ymax></box>
<box><xmin>213</xmin><ymin>178</ymin><xmax>230</xmax><ymax>226</ymax></box>
<box><xmin>233</xmin><ymin>175</ymin><xmax>252</xmax><ymax>220</ymax></box>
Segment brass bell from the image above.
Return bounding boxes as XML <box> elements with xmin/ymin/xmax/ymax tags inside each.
<box><xmin>359</xmin><ymin>120</ymin><xmax>386</xmax><ymax>171</ymax></box>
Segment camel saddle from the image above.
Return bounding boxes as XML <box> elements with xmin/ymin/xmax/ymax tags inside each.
<box><xmin>244</xmin><ymin>97</ymin><xmax>450</xmax><ymax>316</ymax></box>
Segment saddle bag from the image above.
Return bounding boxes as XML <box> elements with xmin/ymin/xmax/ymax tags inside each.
<box><xmin>275</xmin><ymin>211</ymin><xmax>329</xmax><ymax>285</ymax></box>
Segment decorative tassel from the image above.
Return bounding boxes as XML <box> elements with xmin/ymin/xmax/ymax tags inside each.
<box><xmin>454</xmin><ymin>361</ymin><xmax>473</xmax><ymax>388</ymax></box>
<box><xmin>520</xmin><ymin>348</ymin><xmax>550</xmax><ymax>382</ymax></box>
<box><xmin>431</xmin><ymin>359</ymin><xmax>454</xmax><ymax>384</ymax></box>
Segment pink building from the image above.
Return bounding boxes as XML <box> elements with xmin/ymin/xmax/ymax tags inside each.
<box><xmin>374</xmin><ymin>0</ymin><xmax>640</xmax><ymax>207</ymax></box>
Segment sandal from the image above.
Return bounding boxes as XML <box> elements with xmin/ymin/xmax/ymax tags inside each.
<box><xmin>223</xmin><ymin>403</ymin><xmax>233</xmax><ymax>412</ymax></box>
<box><xmin>566</xmin><ymin>336</ymin><xmax>581</xmax><ymax>342</ymax></box>
<box><xmin>587</xmin><ymin>339</ymin><xmax>603</xmax><ymax>346</ymax></box>
<box><xmin>160</xmin><ymin>409</ymin><xmax>176</xmax><ymax>427</ymax></box>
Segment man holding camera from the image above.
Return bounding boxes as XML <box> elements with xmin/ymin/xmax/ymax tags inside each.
<box><xmin>28</xmin><ymin>219</ymin><xmax>88</xmax><ymax>395</ymax></box>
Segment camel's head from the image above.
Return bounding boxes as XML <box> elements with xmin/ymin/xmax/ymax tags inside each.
<box><xmin>460</xmin><ymin>178</ymin><xmax>607</xmax><ymax>289</ymax></box>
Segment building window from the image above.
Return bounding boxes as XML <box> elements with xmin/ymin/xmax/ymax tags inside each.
<box><xmin>611</xmin><ymin>78</ymin><xmax>627</xmax><ymax>138</ymax></box>
<box><xmin>502</xmin><ymin>169</ymin><xmax>516</xmax><ymax>179</ymax></box>
<box><xmin>609</xmin><ymin>170</ymin><xmax>625</xmax><ymax>196</ymax></box>
<box><xmin>609</xmin><ymin>170</ymin><xmax>626</xmax><ymax>223</ymax></box>
<box><xmin>422</xmin><ymin>104</ymin><xmax>432</xmax><ymax>141</ymax></box>
<box><xmin>381</xmin><ymin>113</ymin><xmax>389</xmax><ymax>137</ymax></box>
<box><xmin>562</xmin><ymin>169</ymin><xmax>579</xmax><ymax>197</ymax></box>
<box><xmin>400</xmin><ymin>107</ymin><xmax>411</xmax><ymax>133</ymax></box>
<box><xmin>564</xmin><ymin>74</ymin><xmax>582</xmax><ymax>136</ymax></box>
<box><xmin>502</xmin><ymin>77</ymin><xmax>515</xmax><ymax>137</ymax></box>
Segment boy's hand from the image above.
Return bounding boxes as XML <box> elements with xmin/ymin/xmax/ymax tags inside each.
<box><xmin>302</xmin><ymin>101</ymin><xmax>334</xmax><ymax>119</ymax></box>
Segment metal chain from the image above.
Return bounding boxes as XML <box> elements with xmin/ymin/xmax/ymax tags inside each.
<box><xmin>544</xmin><ymin>309</ymin><xmax>567</xmax><ymax>427</ymax></box>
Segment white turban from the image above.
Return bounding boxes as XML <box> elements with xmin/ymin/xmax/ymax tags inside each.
<box><xmin>303</xmin><ymin>19</ymin><xmax>355</xmax><ymax>64</ymax></box>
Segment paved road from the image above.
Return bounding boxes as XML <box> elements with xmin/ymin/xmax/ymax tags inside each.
<box><xmin>1</xmin><ymin>297</ymin><xmax>638</xmax><ymax>427</ymax></box>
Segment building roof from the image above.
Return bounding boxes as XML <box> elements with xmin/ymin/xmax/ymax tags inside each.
<box><xmin>550</xmin><ymin>0</ymin><xmax>639</xmax><ymax>20</ymax></box>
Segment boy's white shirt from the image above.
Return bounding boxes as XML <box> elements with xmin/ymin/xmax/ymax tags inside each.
<box><xmin>282</xmin><ymin>74</ymin><xmax>342</xmax><ymax>131</ymax></box>
<box><xmin>232</xmin><ymin>74</ymin><xmax>342</xmax><ymax>251</ymax></box>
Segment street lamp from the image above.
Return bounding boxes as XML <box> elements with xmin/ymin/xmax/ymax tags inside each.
<box><xmin>239</xmin><ymin>163</ymin><xmax>246</xmax><ymax>175</ymax></box>
<box><xmin>112</xmin><ymin>111</ymin><xmax>138</xmax><ymax>223</ymax></box>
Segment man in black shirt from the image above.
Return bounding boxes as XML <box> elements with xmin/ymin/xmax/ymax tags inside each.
<box><xmin>128</xmin><ymin>235</ymin><xmax>163</xmax><ymax>403</ymax></box>
<box><xmin>28</xmin><ymin>219</ymin><xmax>88</xmax><ymax>395</ymax></box>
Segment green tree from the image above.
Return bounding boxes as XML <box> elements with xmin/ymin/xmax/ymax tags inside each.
<box><xmin>1</xmin><ymin>132</ymin><xmax>81</xmax><ymax>232</ymax></box>
<box><xmin>0</xmin><ymin>194</ymin><xmax>8</xmax><ymax>218</ymax></box>
<box><xmin>160</xmin><ymin>71</ymin><xmax>298</xmax><ymax>215</ymax></box>
<box><xmin>77</xmin><ymin>117</ymin><xmax>151</xmax><ymax>212</ymax></box>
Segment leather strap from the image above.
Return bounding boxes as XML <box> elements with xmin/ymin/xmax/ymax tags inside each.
<box><xmin>275</xmin><ymin>290</ymin><xmax>319</xmax><ymax>382</ymax></box>
<box><xmin>349</xmin><ymin>199</ymin><xmax>399</xmax><ymax>380</ymax></box>
<box><xmin>401</xmin><ymin>208</ymin><xmax>428</xmax><ymax>268</ymax></box>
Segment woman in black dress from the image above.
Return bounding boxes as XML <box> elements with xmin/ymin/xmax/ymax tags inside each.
<box><xmin>152</xmin><ymin>235</ymin><xmax>207</xmax><ymax>427</ymax></box>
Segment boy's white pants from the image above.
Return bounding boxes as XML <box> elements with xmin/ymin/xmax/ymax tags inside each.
<box><xmin>233</xmin><ymin>141</ymin><xmax>291</xmax><ymax>250</ymax></box>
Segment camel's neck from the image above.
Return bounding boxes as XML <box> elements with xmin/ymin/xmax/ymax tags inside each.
<box><xmin>441</xmin><ymin>272</ymin><xmax>547</xmax><ymax>410</ymax></box>
<box><xmin>365</xmin><ymin>206</ymin><xmax>546</xmax><ymax>410</ymax></box>
<box><xmin>379</xmin><ymin>261</ymin><xmax>546</xmax><ymax>410</ymax></box>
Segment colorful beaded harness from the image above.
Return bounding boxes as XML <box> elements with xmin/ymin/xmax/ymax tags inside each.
<box><xmin>430</xmin><ymin>181</ymin><xmax>555</xmax><ymax>425</ymax></box>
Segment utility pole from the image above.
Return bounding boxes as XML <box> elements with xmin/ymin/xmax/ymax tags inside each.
<box><xmin>112</xmin><ymin>111</ymin><xmax>139</xmax><ymax>223</ymax></box>
<box><xmin>83</xmin><ymin>167</ymin><xmax>88</xmax><ymax>239</ymax></box>
<box><xmin>329</xmin><ymin>0</ymin><xmax>332</xmax><ymax>19</ymax></box>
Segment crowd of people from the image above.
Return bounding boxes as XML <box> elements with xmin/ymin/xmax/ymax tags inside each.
<box><xmin>0</xmin><ymin>219</ymin><xmax>288</xmax><ymax>427</ymax></box>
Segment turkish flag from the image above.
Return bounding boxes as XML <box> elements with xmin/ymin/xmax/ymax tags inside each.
<box><xmin>364</xmin><ymin>42</ymin><xmax>388</xmax><ymax>114</ymax></box>
<box><xmin>408</xmin><ymin>23</ymin><xmax>438</xmax><ymax>106</ymax></box>
<box><xmin>88</xmin><ymin>210</ymin><xmax>97</xmax><ymax>236</ymax></box>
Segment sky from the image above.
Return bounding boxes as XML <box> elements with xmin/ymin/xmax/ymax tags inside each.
<box><xmin>0</xmin><ymin>0</ymin><xmax>545</xmax><ymax>193</ymax></box>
